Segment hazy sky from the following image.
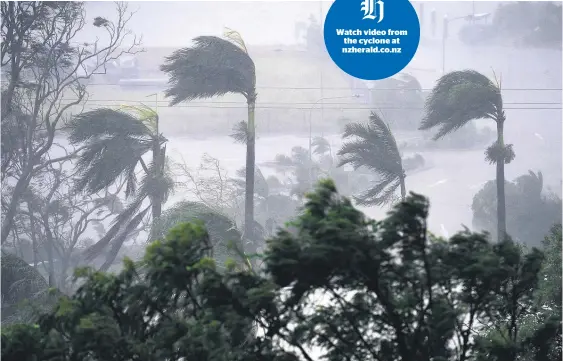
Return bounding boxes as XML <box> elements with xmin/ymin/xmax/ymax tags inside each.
<box><xmin>84</xmin><ymin>1</ymin><xmax>326</xmax><ymax>46</ymax></box>
<box><xmin>83</xmin><ymin>1</ymin><xmax>497</xmax><ymax>47</ymax></box>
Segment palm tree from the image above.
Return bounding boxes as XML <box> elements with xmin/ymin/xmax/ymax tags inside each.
<box><xmin>274</xmin><ymin>146</ymin><xmax>321</xmax><ymax>201</ymax></box>
<box><xmin>231</xmin><ymin>167</ymin><xmax>299</xmax><ymax>237</ymax></box>
<box><xmin>312</xmin><ymin>136</ymin><xmax>333</xmax><ymax>159</ymax></box>
<box><xmin>150</xmin><ymin>201</ymin><xmax>246</xmax><ymax>270</ymax></box>
<box><xmin>420</xmin><ymin>70</ymin><xmax>514</xmax><ymax>241</ymax></box>
<box><xmin>1</xmin><ymin>252</ymin><xmax>60</xmax><ymax>324</ymax></box>
<box><xmin>338</xmin><ymin>112</ymin><xmax>406</xmax><ymax>206</ymax></box>
<box><xmin>472</xmin><ymin>170</ymin><xmax>559</xmax><ymax>246</ymax></box>
<box><xmin>67</xmin><ymin>105</ymin><xmax>174</xmax><ymax>270</ymax></box>
<box><xmin>160</xmin><ymin>29</ymin><xmax>257</xmax><ymax>248</ymax></box>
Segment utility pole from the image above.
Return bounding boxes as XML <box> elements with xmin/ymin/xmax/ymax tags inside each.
<box><xmin>430</xmin><ymin>8</ymin><xmax>436</xmax><ymax>37</ymax></box>
<box><xmin>319</xmin><ymin>1</ymin><xmax>325</xmax><ymax>124</ymax></box>
<box><xmin>419</xmin><ymin>3</ymin><xmax>424</xmax><ymax>32</ymax></box>
<box><xmin>442</xmin><ymin>14</ymin><xmax>448</xmax><ymax>74</ymax></box>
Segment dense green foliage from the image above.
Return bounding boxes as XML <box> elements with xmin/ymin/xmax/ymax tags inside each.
<box><xmin>1</xmin><ymin>5</ymin><xmax>560</xmax><ymax>360</ymax></box>
<box><xmin>3</xmin><ymin>181</ymin><xmax>559</xmax><ymax>361</ymax></box>
<box><xmin>476</xmin><ymin>224</ymin><xmax>562</xmax><ymax>361</ymax></box>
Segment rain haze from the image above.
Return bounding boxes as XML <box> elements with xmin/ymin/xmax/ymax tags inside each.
<box><xmin>1</xmin><ymin>1</ymin><xmax>562</xmax><ymax>357</ymax></box>
<box><xmin>76</xmin><ymin>1</ymin><xmax>562</xmax><ymax>235</ymax></box>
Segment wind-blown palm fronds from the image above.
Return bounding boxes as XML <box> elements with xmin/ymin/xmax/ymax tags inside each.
<box><xmin>1</xmin><ymin>252</ymin><xmax>48</xmax><ymax>305</ymax></box>
<box><xmin>420</xmin><ymin>70</ymin><xmax>503</xmax><ymax>139</ymax></box>
<box><xmin>231</xmin><ymin>167</ymin><xmax>299</xmax><ymax>237</ymax></box>
<box><xmin>273</xmin><ymin>146</ymin><xmax>320</xmax><ymax>199</ymax></box>
<box><xmin>515</xmin><ymin>170</ymin><xmax>543</xmax><ymax>198</ymax></box>
<box><xmin>161</xmin><ymin>35</ymin><xmax>256</xmax><ymax>104</ymax></box>
<box><xmin>161</xmin><ymin>30</ymin><xmax>259</xmax><ymax>246</ymax></box>
<box><xmin>68</xmin><ymin>107</ymin><xmax>166</xmax><ymax>196</ymax></box>
<box><xmin>68</xmin><ymin>107</ymin><xmax>174</xmax><ymax>270</ymax></box>
<box><xmin>312</xmin><ymin>136</ymin><xmax>332</xmax><ymax>156</ymax></box>
<box><xmin>0</xmin><ymin>252</ymin><xmax>58</xmax><ymax>324</ymax></box>
<box><xmin>338</xmin><ymin>112</ymin><xmax>406</xmax><ymax>206</ymax></box>
<box><xmin>420</xmin><ymin>69</ymin><xmax>513</xmax><ymax>240</ymax></box>
<box><xmin>232</xmin><ymin>167</ymin><xmax>269</xmax><ymax>199</ymax></box>
<box><xmin>230</xmin><ymin>120</ymin><xmax>249</xmax><ymax>144</ymax></box>
<box><xmin>150</xmin><ymin>201</ymin><xmax>245</xmax><ymax>269</ymax></box>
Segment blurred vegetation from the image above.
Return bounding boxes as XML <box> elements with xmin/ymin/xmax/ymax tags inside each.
<box><xmin>2</xmin><ymin>181</ymin><xmax>560</xmax><ymax>361</ymax></box>
<box><xmin>2</xmin><ymin>4</ymin><xmax>561</xmax><ymax>360</ymax></box>
<box><xmin>472</xmin><ymin>170</ymin><xmax>562</xmax><ymax>247</ymax></box>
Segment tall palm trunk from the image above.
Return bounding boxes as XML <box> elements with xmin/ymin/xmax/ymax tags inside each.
<box><xmin>244</xmin><ymin>97</ymin><xmax>256</xmax><ymax>248</ymax></box>
<box><xmin>400</xmin><ymin>175</ymin><xmax>407</xmax><ymax>201</ymax></box>
<box><xmin>496</xmin><ymin>119</ymin><xmax>507</xmax><ymax>241</ymax></box>
<box><xmin>151</xmin><ymin>143</ymin><xmax>162</xmax><ymax>221</ymax></box>
<box><xmin>151</xmin><ymin>117</ymin><xmax>162</xmax><ymax>222</ymax></box>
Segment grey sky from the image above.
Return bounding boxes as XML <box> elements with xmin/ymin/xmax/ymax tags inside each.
<box><xmin>83</xmin><ymin>1</ymin><xmax>499</xmax><ymax>47</ymax></box>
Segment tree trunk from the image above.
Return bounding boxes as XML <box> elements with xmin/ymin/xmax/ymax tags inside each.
<box><xmin>1</xmin><ymin>4</ymin><xmax>21</xmax><ymax>122</ymax></box>
<box><xmin>244</xmin><ymin>98</ymin><xmax>256</xmax><ymax>250</ymax></box>
<box><xmin>150</xmin><ymin>116</ymin><xmax>163</xmax><ymax>223</ymax></box>
<box><xmin>151</xmin><ymin>143</ymin><xmax>162</xmax><ymax>221</ymax></box>
<box><xmin>400</xmin><ymin>175</ymin><xmax>407</xmax><ymax>201</ymax></box>
<box><xmin>1</xmin><ymin>169</ymin><xmax>32</xmax><ymax>244</ymax></box>
<box><xmin>60</xmin><ymin>255</ymin><xmax>69</xmax><ymax>293</ymax></box>
<box><xmin>27</xmin><ymin>201</ymin><xmax>39</xmax><ymax>267</ymax></box>
<box><xmin>41</xmin><ymin>213</ymin><xmax>56</xmax><ymax>288</ymax></box>
<box><xmin>496</xmin><ymin>120</ymin><xmax>507</xmax><ymax>241</ymax></box>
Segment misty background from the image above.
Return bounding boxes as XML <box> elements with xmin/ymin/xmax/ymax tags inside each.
<box><xmin>2</xmin><ymin>1</ymin><xmax>561</xmax><ymax>279</ymax></box>
<box><xmin>2</xmin><ymin>1</ymin><xmax>562</xmax><ymax>358</ymax></box>
<box><xmin>71</xmin><ymin>1</ymin><xmax>562</xmax><ymax>237</ymax></box>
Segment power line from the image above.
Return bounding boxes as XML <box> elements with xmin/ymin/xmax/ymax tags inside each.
<box><xmin>62</xmin><ymin>102</ymin><xmax>562</xmax><ymax>111</ymax></box>
<box><xmin>82</xmin><ymin>82</ymin><xmax>563</xmax><ymax>92</ymax></box>
<box><xmin>63</xmin><ymin>98</ymin><xmax>563</xmax><ymax>106</ymax></box>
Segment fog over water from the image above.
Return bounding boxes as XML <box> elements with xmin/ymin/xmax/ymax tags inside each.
<box><xmin>2</xmin><ymin>1</ymin><xmax>563</xmax><ymax>356</ymax></box>
<box><xmin>6</xmin><ymin>0</ymin><xmax>563</xmax><ymax>247</ymax></box>
<box><xmin>69</xmin><ymin>1</ymin><xmax>562</xmax><ymax>238</ymax></box>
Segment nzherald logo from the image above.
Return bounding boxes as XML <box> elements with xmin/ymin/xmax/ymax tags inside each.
<box><xmin>361</xmin><ymin>0</ymin><xmax>384</xmax><ymax>23</ymax></box>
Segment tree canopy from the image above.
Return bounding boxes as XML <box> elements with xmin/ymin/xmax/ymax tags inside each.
<box><xmin>3</xmin><ymin>180</ymin><xmax>559</xmax><ymax>361</ymax></box>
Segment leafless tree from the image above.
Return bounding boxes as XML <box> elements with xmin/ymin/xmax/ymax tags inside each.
<box><xmin>12</xmin><ymin>154</ymin><xmax>125</xmax><ymax>289</ymax></box>
<box><xmin>174</xmin><ymin>153</ymin><xmax>241</xmax><ymax>219</ymax></box>
<box><xmin>1</xmin><ymin>1</ymin><xmax>142</xmax><ymax>244</ymax></box>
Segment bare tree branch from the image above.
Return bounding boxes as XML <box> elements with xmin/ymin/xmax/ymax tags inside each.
<box><xmin>2</xmin><ymin>2</ymin><xmax>142</xmax><ymax>245</ymax></box>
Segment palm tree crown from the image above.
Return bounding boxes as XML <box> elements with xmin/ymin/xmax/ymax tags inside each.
<box><xmin>160</xmin><ymin>35</ymin><xmax>256</xmax><ymax>105</ymax></box>
<box><xmin>67</xmin><ymin>106</ymin><xmax>174</xmax><ymax>270</ymax></box>
<box><xmin>420</xmin><ymin>69</ymin><xmax>515</xmax><ymax>241</ymax></box>
<box><xmin>420</xmin><ymin>70</ymin><xmax>503</xmax><ymax>139</ymax></box>
<box><xmin>68</xmin><ymin>106</ymin><xmax>168</xmax><ymax>196</ymax></box>
<box><xmin>160</xmin><ymin>30</ymin><xmax>259</xmax><ymax>248</ymax></box>
<box><xmin>338</xmin><ymin>112</ymin><xmax>406</xmax><ymax>206</ymax></box>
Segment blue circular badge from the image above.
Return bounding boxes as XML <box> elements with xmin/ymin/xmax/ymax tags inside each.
<box><xmin>324</xmin><ymin>0</ymin><xmax>420</xmax><ymax>80</ymax></box>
